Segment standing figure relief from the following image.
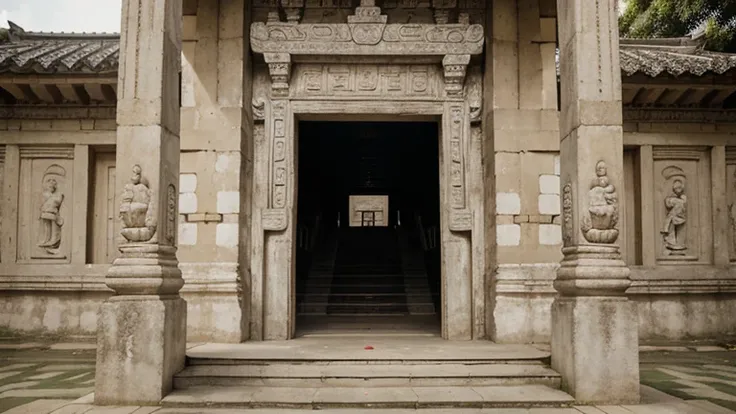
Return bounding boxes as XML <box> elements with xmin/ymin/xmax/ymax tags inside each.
<box><xmin>120</xmin><ymin>165</ymin><xmax>156</xmax><ymax>243</ymax></box>
<box><xmin>38</xmin><ymin>165</ymin><xmax>66</xmax><ymax>251</ymax></box>
<box><xmin>661</xmin><ymin>166</ymin><xmax>687</xmax><ymax>255</ymax></box>
<box><xmin>581</xmin><ymin>161</ymin><xmax>619</xmax><ymax>244</ymax></box>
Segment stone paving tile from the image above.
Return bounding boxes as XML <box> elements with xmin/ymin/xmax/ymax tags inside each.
<box><xmin>2</xmin><ymin>399</ymin><xmax>69</xmax><ymax>413</ymax></box>
<box><xmin>1</xmin><ymin>388</ymin><xmax>94</xmax><ymax>399</ymax></box>
<box><xmin>0</xmin><ymin>344</ymin><xmax>46</xmax><ymax>351</ymax></box>
<box><xmin>0</xmin><ymin>366</ymin><xmax>34</xmax><ymax>373</ymax></box>
<box><xmin>50</xmin><ymin>404</ymin><xmax>94</xmax><ymax>414</ymax></box>
<box><xmin>0</xmin><ymin>374</ymin><xmax>20</xmax><ymax>382</ymax></box>
<box><xmin>27</xmin><ymin>372</ymin><xmax>65</xmax><ymax>381</ymax></box>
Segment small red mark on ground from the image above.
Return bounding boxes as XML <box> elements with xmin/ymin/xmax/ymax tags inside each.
<box><xmin>364</xmin><ymin>345</ymin><xmax>374</xmax><ymax>350</ymax></box>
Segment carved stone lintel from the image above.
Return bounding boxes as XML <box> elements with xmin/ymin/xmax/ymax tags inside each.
<box><xmin>432</xmin><ymin>0</ymin><xmax>457</xmax><ymax>24</ymax></box>
<box><xmin>263</xmin><ymin>208</ymin><xmax>288</xmax><ymax>231</ymax></box>
<box><xmin>251</xmin><ymin>23</ymin><xmax>484</xmax><ymax>56</ymax></box>
<box><xmin>280</xmin><ymin>0</ymin><xmax>304</xmax><ymax>23</ymax></box>
<box><xmin>264</xmin><ymin>53</ymin><xmax>292</xmax><ymax>98</ymax></box>
<box><xmin>442</xmin><ymin>54</ymin><xmax>470</xmax><ymax>97</ymax></box>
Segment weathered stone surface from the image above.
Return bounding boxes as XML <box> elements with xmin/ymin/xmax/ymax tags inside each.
<box><xmin>552</xmin><ymin>297</ymin><xmax>640</xmax><ymax>404</ymax></box>
<box><xmin>95</xmin><ymin>298</ymin><xmax>187</xmax><ymax>405</ymax></box>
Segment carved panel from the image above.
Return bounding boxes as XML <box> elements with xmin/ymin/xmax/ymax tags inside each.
<box><xmin>444</xmin><ymin>102</ymin><xmax>470</xmax><ymax>232</ymax></box>
<box><xmin>349</xmin><ymin>195</ymin><xmax>389</xmax><ymax>227</ymax></box>
<box><xmin>562</xmin><ymin>182</ymin><xmax>573</xmax><ymax>247</ymax></box>
<box><xmin>119</xmin><ymin>165</ymin><xmax>157</xmax><ymax>243</ymax></box>
<box><xmin>0</xmin><ymin>146</ymin><xmax>4</xmax><ymax>262</ymax></box>
<box><xmin>17</xmin><ymin>147</ymin><xmax>74</xmax><ymax>263</ymax></box>
<box><xmin>265</xmin><ymin>100</ymin><xmax>291</xmax><ymax>233</ymax></box>
<box><xmin>653</xmin><ymin>147</ymin><xmax>711</xmax><ymax>264</ymax></box>
<box><xmin>581</xmin><ymin>161</ymin><xmax>619</xmax><ymax>244</ymax></box>
<box><xmin>293</xmin><ymin>64</ymin><xmax>441</xmax><ymax>98</ymax></box>
<box><xmin>726</xmin><ymin>148</ymin><xmax>736</xmax><ymax>262</ymax></box>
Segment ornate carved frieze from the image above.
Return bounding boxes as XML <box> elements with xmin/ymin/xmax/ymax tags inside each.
<box><xmin>581</xmin><ymin>161</ymin><xmax>619</xmax><ymax>244</ymax></box>
<box><xmin>660</xmin><ymin>166</ymin><xmax>687</xmax><ymax>256</ymax></box>
<box><xmin>264</xmin><ymin>53</ymin><xmax>292</xmax><ymax>97</ymax></box>
<box><xmin>442</xmin><ymin>54</ymin><xmax>469</xmax><ymax>97</ymax></box>
<box><xmin>119</xmin><ymin>165</ymin><xmax>156</xmax><ymax>243</ymax></box>
<box><xmin>293</xmin><ymin>64</ymin><xmax>441</xmax><ymax>98</ymax></box>
<box><xmin>251</xmin><ymin>22</ymin><xmax>484</xmax><ymax>55</ymax></box>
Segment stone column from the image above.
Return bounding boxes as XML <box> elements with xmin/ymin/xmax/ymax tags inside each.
<box><xmin>95</xmin><ymin>0</ymin><xmax>185</xmax><ymax>405</ymax></box>
<box><xmin>552</xmin><ymin>0</ymin><xmax>640</xmax><ymax>404</ymax></box>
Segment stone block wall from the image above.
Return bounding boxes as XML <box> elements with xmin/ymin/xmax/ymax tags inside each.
<box><xmin>485</xmin><ymin>0</ymin><xmax>561</xmax><ymax>343</ymax></box>
<box><xmin>0</xmin><ymin>117</ymin><xmax>116</xmax><ymax>336</ymax></box>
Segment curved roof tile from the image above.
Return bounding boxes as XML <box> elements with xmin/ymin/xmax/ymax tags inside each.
<box><xmin>2</xmin><ymin>22</ymin><xmax>735</xmax><ymax>78</ymax></box>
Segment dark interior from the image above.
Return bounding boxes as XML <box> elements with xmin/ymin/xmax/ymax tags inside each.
<box><xmin>295</xmin><ymin>121</ymin><xmax>441</xmax><ymax>335</ymax></box>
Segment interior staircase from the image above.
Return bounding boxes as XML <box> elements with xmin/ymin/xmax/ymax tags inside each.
<box><xmin>297</xmin><ymin>227</ymin><xmax>436</xmax><ymax>317</ymax></box>
<box><xmin>163</xmin><ymin>338</ymin><xmax>575</xmax><ymax>409</ymax></box>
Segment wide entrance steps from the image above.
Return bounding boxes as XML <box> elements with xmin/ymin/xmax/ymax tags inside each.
<box><xmin>163</xmin><ymin>338</ymin><xmax>574</xmax><ymax>409</ymax></box>
<box><xmin>297</xmin><ymin>227</ymin><xmax>436</xmax><ymax>316</ymax></box>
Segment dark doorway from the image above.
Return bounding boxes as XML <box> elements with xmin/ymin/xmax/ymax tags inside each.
<box><xmin>295</xmin><ymin>121</ymin><xmax>441</xmax><ymax>336</ymax></box>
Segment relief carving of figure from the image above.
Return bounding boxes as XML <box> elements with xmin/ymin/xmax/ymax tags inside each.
<box><xmin>562</xmin><ymin>183</ymin><xmax>573</xmax><ymax>246</ymax></box>
<box><xmin>661</xmin><ymin>167</ymin><xmax>687</xmax><ymax>255</ymax></box>
<box><xmin>38</xmin><ymin>165</ymin><xmax>66</xmax><ymax>250</ymax></box>
<box><xmin>120</xmin><ymin>165</ymin><xmax>156</xmax><ymax>243</ymax></box>
<box><xmin>581</xmin><ymin>161</ymin><xmax>619</xmax><ymax>244</ymax></box>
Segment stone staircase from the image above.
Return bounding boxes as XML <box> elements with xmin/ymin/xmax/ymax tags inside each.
<box><xmin>297</xmin><ymin>227</ymin><xmax>436</xmax><ymax>316</ymax></box>
<box><xmin>163</xmin><ymin>338</ymin><xmax>575</xmax><ymax>409</ymax></box>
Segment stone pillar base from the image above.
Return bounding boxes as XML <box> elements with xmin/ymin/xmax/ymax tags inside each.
<box><xmin>95</xmin><ymin>297</ymin><xmax>187</xmax><ymax>405</ymax></box>
<box><xmin>551</xmin><ymin>297</ymin><xmax>640</xmax><ymax>404</ymax></box>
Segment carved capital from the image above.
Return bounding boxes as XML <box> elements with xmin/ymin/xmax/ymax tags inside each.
<box><xmin>432</xmin><ymin>0</ymin><xmax>457</xmax><ymax>24</ymax></box>
<box><xmin>252</xmin><ymin>97</ymin><xmax>266</xmax><ymax>121</ymax></box>
<box><xmin>263</xmin><ymin>208</ymin><xmax>288</xmax><ymax>231</ymax></box>
<box><xmin>442</xmin><ymin>54</ymin><xmax>470</xmax><ymax>97</ymax></box>
<box><xmin>280</xmin><ymin>0</ymin><xmax>304</xmax><ymax>23</ymax></box>
<box><xmin>264</xmin><ymin>53</ymin><xmax>292</xmax><ymax>98</ymax></box>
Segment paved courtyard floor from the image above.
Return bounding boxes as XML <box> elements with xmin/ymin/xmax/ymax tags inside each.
<box><xmin>1</xmin><ymin>339</ymin><xmax>735</xmax><ymax>413</ymax></box>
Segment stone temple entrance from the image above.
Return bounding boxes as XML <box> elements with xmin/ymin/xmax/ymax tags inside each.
<box><xmin>295</xmin><ymin>122</ymin><xmax>442</xmax><ymax>336</ymax></box>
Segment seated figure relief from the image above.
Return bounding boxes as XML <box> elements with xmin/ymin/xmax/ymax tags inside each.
<box><xmin>581</xmin><ymin>161</ymin><xmax>619</xmax><ymax>244</ymax></box>
<box><xmin>120</xmin><ymin>165</ymin><xmax>156</xmax><ymax>243</ymax></box>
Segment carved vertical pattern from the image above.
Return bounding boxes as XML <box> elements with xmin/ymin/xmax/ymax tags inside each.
<box><xmin>166</xmin><ymin>184</ymin><xmax>176</xmax><ymax>245</ymax></box>
<box><xmin>449</xmin><ymin>104</ymin><xmax>465</xmax><ymax>210</ymax></box>
<box><xmin>271</xmin><ymin>100</ymin><xmax>288</xmax><ymax>210</ymax></box>
<box><xmin>562</xmin><ymin>183</ymin><xmax>573</xmax><ymax>246</ymax></box>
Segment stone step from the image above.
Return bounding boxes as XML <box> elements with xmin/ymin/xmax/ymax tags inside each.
<box><xmin>162</xmin><ymin>384</ymin><xmax>574</xmax><ymax>409</ymax></box>
<box><xmin>174</xmin><ymin>363</ymin><xmax>561</xmax><ymax>389</ymax></box>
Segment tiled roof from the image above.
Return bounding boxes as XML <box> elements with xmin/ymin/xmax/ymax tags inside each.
<box><xmin>620</xmin><ymin>37</ymin><xmax>736</xmax><ymax>77</ymax></box>
<box><xmin>0</xmin><ymin>21</ymin><xmax>119</xmax><ymax>74</ymax></box>
<box><xmin>1</xmin><ymin>22</ymin><xmax>735</xmax><ymax>78</ymax></box>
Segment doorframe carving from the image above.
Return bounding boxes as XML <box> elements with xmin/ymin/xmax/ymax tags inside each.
<box><xmin>248</xmin><ymin>6</ymin><xmax>484</xmax><ymax>341</ymax></box>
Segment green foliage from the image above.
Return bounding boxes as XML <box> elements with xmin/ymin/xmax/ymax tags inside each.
<box><xmin>0</xmin><ymin>28</ymin><xmax>8</xmax><ymax>44</ymax></box>
<box><xmin>619</xmin><ymin>0</ymin><xmax>736</xmax><ymax>52</ymax></box>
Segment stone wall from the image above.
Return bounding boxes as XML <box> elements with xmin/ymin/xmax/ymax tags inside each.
<box><xmin>485</xmin><ymin>0</ymin><xmax>562</xmax><ymax>343</ymax></box>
